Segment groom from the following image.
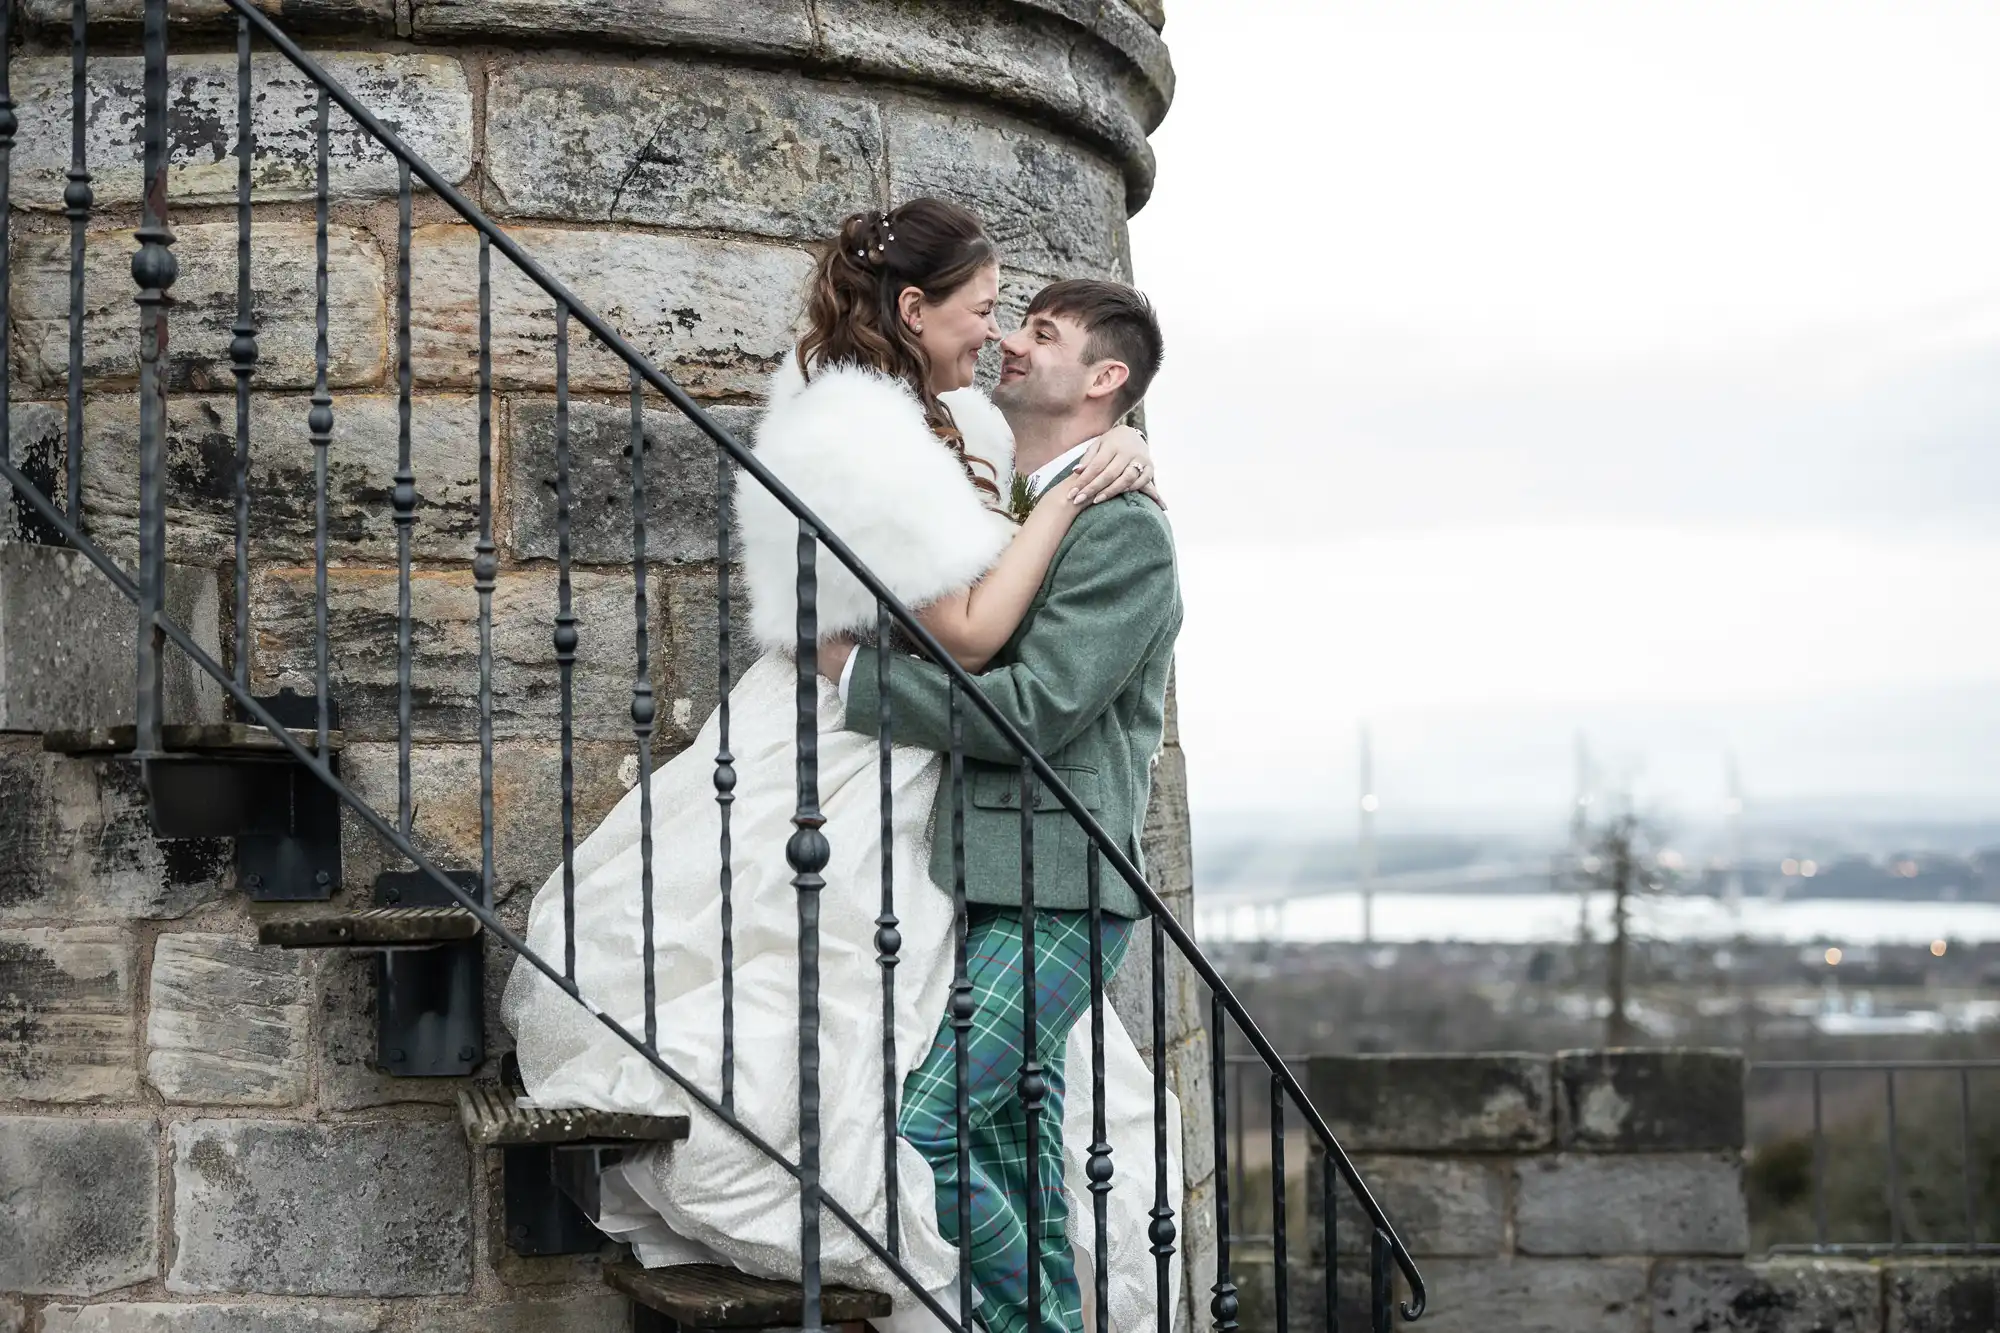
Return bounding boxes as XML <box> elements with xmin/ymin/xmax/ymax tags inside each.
<box><xmin>820</xmin><ymin>278</ymin><xmax>1179</xmax><ymax>1333</ymax></box>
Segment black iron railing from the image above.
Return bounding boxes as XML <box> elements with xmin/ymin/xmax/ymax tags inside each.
<box><xmin>1752</xmin><ymin>1059</ymin><xmax>2000</xmax><ymax>1258</ymax></box>
<box><xmin>0</xmin><ymin>2</ymin><xmax>1429</xmax><ymax>1328</ymax></box>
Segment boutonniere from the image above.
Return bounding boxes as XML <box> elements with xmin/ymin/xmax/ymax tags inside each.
<box><xmin>1008</xmin><ymin>473</ymin><xmax>1034</xmax><ymax>523</ymax></box>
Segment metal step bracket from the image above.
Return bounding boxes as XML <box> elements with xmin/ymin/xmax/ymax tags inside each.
<box><xmin>45</xmin><ymin>688</ymin><xmax>345</xmax><ymax>903</ymax></box>
<box><xmin>259</xmin><ymin>868</ymin><xmax>485</xmax><ymax>1078</ymax></box>
<box><xmin>458</xmin><ymin>1082</ymin><xmax>692</xmax><ymax>1258</ymax></box>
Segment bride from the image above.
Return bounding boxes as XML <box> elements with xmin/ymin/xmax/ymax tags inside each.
<box><xmin>503</xmin><ymin>197</ymin><xmax>1180</xmax><ymax>1332</ymax></box>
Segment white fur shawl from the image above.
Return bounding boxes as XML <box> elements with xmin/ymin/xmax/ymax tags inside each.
<box><xmin>736</xmin><ymin>354</ymin><xmax>1018</xmax><ymax>651</ymax></box>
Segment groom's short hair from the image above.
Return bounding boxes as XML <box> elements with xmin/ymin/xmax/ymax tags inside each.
<box><xmin>1026</xmin><ymin>279</ymin><xmax>1164</xmax><ymax>417</ymax></box>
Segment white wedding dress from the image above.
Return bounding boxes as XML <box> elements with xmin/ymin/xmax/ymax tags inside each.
<box><xmin>502</xmin><ymin>357</ymin><xmax>1181</xmax><ymax>1332</ymax></box>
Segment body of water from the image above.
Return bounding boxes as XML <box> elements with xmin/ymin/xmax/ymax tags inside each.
<box><xmin>1196</xmin><ymin>889</ymin><xmax>2000</xmax><ymax>947</ymax></box>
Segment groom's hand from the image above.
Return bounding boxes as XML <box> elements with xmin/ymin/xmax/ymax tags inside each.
<box><xmin>816</xmin><ymin>636</ymin><xmax>856</xmax><ymax>684</ymax></box>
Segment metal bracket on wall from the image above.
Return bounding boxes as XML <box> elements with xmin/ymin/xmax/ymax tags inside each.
<box><xmin>459</xmin><ymin>1077</ymin><xmax>692</xmax><ymax>1257</ymax></box>
<box><xmin>372</xmin><ymin>868</ymin><xmax>486</xmax><ymax>1077</ymax></box>
<box><xmin>43</xmin><ymin>688</ymin><xmax>345</xmax><ymax>903</ymax></box>
<box><xmin>258</xmin><ymin>867</ymin><xmax>485</xmax><ymax>1077</ymax></box>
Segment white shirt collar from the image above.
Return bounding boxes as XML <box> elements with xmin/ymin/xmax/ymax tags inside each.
<box><xmin>1024</xmin><ymin>438</ymin><xmax>1099</xmax><ymax>499</ymax></box>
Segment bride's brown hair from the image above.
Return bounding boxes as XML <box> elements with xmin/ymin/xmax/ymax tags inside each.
<box><xmin>798</xmin><ymin>199</ymin><xmax>1002</xmax><ymax>503</ymax></box>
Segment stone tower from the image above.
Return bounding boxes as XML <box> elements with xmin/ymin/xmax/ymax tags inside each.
<box><xmin>0</xmin><ymin>1</ymin><xmax>1199</xmax><ymax>1327</ymax></box>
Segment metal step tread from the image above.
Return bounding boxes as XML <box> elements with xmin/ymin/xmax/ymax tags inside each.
<box><xmin>259</xmin><ymin>907</ymin><xmax>480</xmax><ymax>949</ymax></box>
<box><xmin>45</xmin><ymin>721</ymin><xmax>344</xmax><ymax>756</ymax></box>
<box><xmin>458</xmin><ymin>1086</ymin><xmax>691</xmax><ymax>1150</ymax></box>
<box><xmin>604</xmin><ymin>1261</ymin><xmax>892</xmax><ymax>1328</ymax></box>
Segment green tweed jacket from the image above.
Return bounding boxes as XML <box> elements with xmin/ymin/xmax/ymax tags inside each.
<box><xmin>843</xmin><ymin>487</ymin><xmax>1181</xmax><ymax>920</ymax></box>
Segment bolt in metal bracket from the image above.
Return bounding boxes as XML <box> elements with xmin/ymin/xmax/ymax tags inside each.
<box><xmin>372</xmin><ymin>868</ymin><xmax>486</xmax><ymax>1078</ymax></box>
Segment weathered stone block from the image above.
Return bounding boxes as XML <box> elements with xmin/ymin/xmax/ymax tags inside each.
<box><xmin>1399</xmin><ymin>1257</ymin><xmax>1650</xmax><ymax>1333</ymax></box>
<box><xmin>0</xmin><ymin>1297</ymin><xmax>21</xmax><ymax>1333</ymax></box>
<box><xmin>1516</xmin><ymin>1153</ymin><xmax>1747</xmax><ymax>1256</ymax></box>
<box><xmin>146</xmin><ymin>933</ymin><xmax>312</xmax><ymax>1106</ymax></box>
<box><xmin>0</xmin><ymin>743</ymin><xmax>232</xmax><ymax>923</ymax></box>
<box><xmin>0</xmin><ymin>401</ymin><xmax>66</xmax><ymax>548</ymax></box>
<box><xmin>1122</xmin><ymin>0</ymin><xmax>1165</xmax><ymax>32</ymax></box>
<box><xmin>0</xmin><ymin>1115</ymin><xmax>159</xmax><ymax>1295</ymax></box>
<box><xmin>43</xmin><ymin>1305</ymin><xmax>387</xmax><ymax>1333</ymax></box>
<box><xmin>1164</xmin><ymin>1026</ymin><xmax>1213</xmax><ymax>1188</ymax></box>
<box><xmin>19</xmin><ymin>0</ymin><xmax>394</xmax><ymax>30</ymax></box>
<box><xmin>1177</xmin><ymin>1171</ymin><xmax>1219</xmax><ymax>1333</ymax></box>
<box><xmin>487</xmin><ymin>61</ymin><xmax>882</xmax><ymax>239</ymax></box>
<box><xmin>1312</xmin><ymin>1153</ymin><xmax>1507</xmax><ymax>1259</ymax></box>
<box><xmin>0</xmin><ymin>543</ymin><xmax>225</xmax><ymax>732</ymax></box>
<box><xmin>248</xmin><ymin>564</ymin><xmax>674</xmax><ymax>742</ymax></box>
<box><xmin>169</xmin><ymin>1119</ymin><xmax>471</xmax><ymax>1296</ymax></box>
<box><xmin>1307</xmin><ymin>1053</ymin><xmax>1552</xmax><ymax>1152</ymax></box>
<box><xmin>11</xmin><ymin>54</ymin><xmax>470</xmax><ymax>210</ymax></box>
<box><xmin>885</xmin><ymin>102</ymin><xmax>1127</xmax><ymax>281</ymax></box>
<box><xmin>411</xmin><ymin>0</ymin><xmax>813</xmax><ymax>56</ymax></box>
<box><xmin>418</xmin><ymin>1295</ymin><xmax>627</xmax><ymax>1333</ymax></box>
<box><xmin>1887</xmin><ymin>1262</ymin><xmax>2000</xmax><ymax>1333</ymax></box>
<box><xmin>0</xmin><ymin>926</ymin><xmax>139</xmax><ymax>1101</ymax></box>
<box><xmin>821</xmin><ymin>0</ymin><xmax>1080</xmax><ymax>138</ymax></box>
<box><xmin>506</xmin><ymin>400</ymin><xmax>757</xmax><ymax>567</ymax></box>
<box><xmin>12</xmin><ymin>222</ymin><xmax>386</xmax><ymax>394</ymax></box>
<box><xmin>77</xmin><ymin>395</ymin><xmax>484</xmax><ymax>568</ymax></box>
<box><xmin>1556</xmin><ymin>1048</ymin><xmax>1745</xmax><ymax>1151</ymax></box>
<box><xmin>407</xmin><ymin>224</ymin><xmax>810</xmax><ymax>397</ymax></box>
<box><xmin>1653</xmin><ymin>1260</ymin><xmax>1882</xmax><ymax>1333</ymax></box>
<box><xmin>654</xmin><ymin>563</ymin><xmax>763</xmax><ymax>752</ymax></box>
<box><xmin>334</xmin><ymin>741</ymin><xmax>633</xmax><ymax>903</ymax></box>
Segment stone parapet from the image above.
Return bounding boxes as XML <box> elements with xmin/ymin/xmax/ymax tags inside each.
<box><xmin>1242</xmin><ymin>1050</ymin><xmax>2000</xmax><ymax>1333</ymax></box>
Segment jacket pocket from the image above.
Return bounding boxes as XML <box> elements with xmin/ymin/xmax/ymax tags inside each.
<box><xmin>969</xmin><ymin>765</ymin><xmax>1101</xmax><ymax>812</ymax></box>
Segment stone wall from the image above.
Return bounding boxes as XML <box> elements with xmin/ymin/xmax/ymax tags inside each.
<box><xmin>0</xmin><ymin>1</ymin><xmax>1200</xmax><ymax>1328</ymax></box>
<box><xmin>1233</xmin><ymin>1049</ymin><xmax>1998</xmax><ymax>1333</ymax></box>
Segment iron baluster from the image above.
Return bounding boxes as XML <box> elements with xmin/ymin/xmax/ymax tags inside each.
<box><xmin>630</xmin><ymin>370</ymin><xmax>658</xmax><ymax>1050</ymax></box>
<box><xmin>66</xmin><ymin>0</ymin><xmax>93</xmax><ymax>527</ymax></box>
<box><xmin>475</xmin><ymin>233</ymin><xmax>496</xmax><ymax>912</ymax></box>
<box><xmin>229</xmin><ymin>11</ymin><xmax>256</xmax><ymax>701</ymax></box>
<box><xmin>132</xmin><ymin>0</ymin><xmax>177</xmax><ymax>759</ymax></box>
<box><xmin>1211</xmin><ymin>996</ymin><xmax>1239</xmax><ymax>1332</ymax></box>
<box><xmin>1811</xmin><ymin>1067</ymin><xmax>1827</xmax><ymax>1248</ymax></box>
<box><xmin>949</xmin><ymin>683</ymin><xmax>974</xmax><ymax>1322</ymax></box>
<box><xmin>875</xmin><ymin>600</ymin><xmax>900</xmax><ymax>1256</ymax></box>
<box><xmin>1149</xmin><ymin>912</ymin><xmax>1176</xmax><ymax>1333</ymax></box>
<box><xmin>1085</xmin><ymin>846</ymin><xmax>1112</xmax><ymax>1333</ymax></box>
<box><xmin>1233</xmin><ymin>1051</ymin><xmax>1247</xmax><ymax>1226</ymax></box>
<box><xmin>393</xmin><ymin>158</ymin><xmax>415</xmax><ymax>836</ymax></box>
<box><xmin>554</xmin><ymin>302</ymin><xmax>578</xmax><ymax>982</ymax></box>
<box><xmin>1961</xmin><ymin>1069</ymin><xmax>1978</xmax><ymax>1247</ymax></box>
<box><xmin>1370</xmin><ymin>1228</ymin><xmax>1392</xmax><ymax>1333</ymax></box>
<box><xmin>715</xmin><ymin>446</ymin><xmax>737</xmax><ymax>1112</ymax></box>
<box><xmin>309</xmin><ymin>85</ymin><xmax>332</xmax><ymax>753</ymax></box>
<box><xmin>1324</xmin><ymin>1150</ymin><xmax>1339</xmax><ymax>1333</ymax></box>
<box><xmin>789</xmin><ymin>519</ymin><xmax>828</xmax><ymax>1331</ymax></box>
<box><xmin>1272</xmin><ymin>1074</ymin><xmax>1289</xmax><ymax>1332</ymax></box>
<box><xmin>1018</xmin><ymin>761</ymin><xmax>1043</xmax><ymax>1333</ymax></box>
<box><xmin>1885</xmin><ymin>1069</ymin><xmax>1902</xmax><ymax>1250</ymax></box>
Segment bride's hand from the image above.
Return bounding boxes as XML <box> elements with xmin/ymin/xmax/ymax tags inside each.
<box><xmin>1026</xmin><ymin>476</ymin><xmax>1089</xmax><ymax>530</ymax></box>
<box><xmin>1069</xmin><ymin>424</ymin><xmax>1165</xmax><ymax>508</ymax></box>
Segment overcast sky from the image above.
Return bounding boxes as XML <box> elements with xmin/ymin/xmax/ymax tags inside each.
<box><xmin>1127</xmin><ymin>0</ymin><xmax>2000</xmax><ymax>836</ymax></box>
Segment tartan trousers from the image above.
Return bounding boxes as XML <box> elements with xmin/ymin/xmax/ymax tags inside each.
<box><xmin>898</xmin><ymin>906</ymin><xmax>1135</xmax><ymax>1333</ymax></box>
